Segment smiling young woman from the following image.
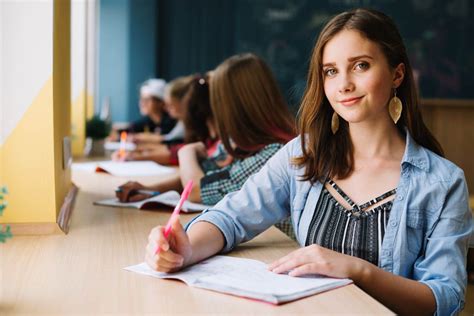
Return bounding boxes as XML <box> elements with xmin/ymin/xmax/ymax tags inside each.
<box><xmin>144</xmin><ymin>9</ymin><xmax>472</xmax><ymax>315</ymax></box>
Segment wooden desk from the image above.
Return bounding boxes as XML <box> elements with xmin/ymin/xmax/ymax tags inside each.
<box><xmin>0</xmin><ymin>169</ymin><xmax>393</xmax><ymax>315</ymax></box>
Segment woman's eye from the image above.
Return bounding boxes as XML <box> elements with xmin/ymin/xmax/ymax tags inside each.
<box><xmin>324</xmin><ymin>68</ymin><xmax>337</xmax><ymax>77</ymax></box>
<box><xmin>355</xmin><ymin>62</ymin><xmax>369</xmax><ymax>71</ymax></box>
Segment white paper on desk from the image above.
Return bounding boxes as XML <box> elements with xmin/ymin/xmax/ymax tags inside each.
<box><xmin>104</xmin><ymin>141</ymin><xmax>137</xmax><ymax>151</ymax></box>
<box><xmin>124</xmin><ymin>255</ymin><xmax>352</xmax><ymax>304</ymax></box>
<box><xmin>72</xmin><ymin>160</ymin><xmax>174</xmax><ymax>177</ymax></box>
<box><xmin>95</xmin><ymin>190</ymin><xmax>211</xmax><ymax>213</ymax></box>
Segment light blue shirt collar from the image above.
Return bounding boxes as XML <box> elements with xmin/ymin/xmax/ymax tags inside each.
<box><xmin>401</xmin><ymin>128</ymin><xmax>430</xmax><ymax>172</ymax></box>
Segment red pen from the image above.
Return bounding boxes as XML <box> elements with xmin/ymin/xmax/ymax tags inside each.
<box><xmin>156</xmin><ymin>180</ymin><xmax>194</xmax><ymax>254</ymax></box>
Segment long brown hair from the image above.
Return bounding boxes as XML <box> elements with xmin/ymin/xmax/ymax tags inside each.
<box><xmin>210</xmin><ymin>53</ymin><xmax>296</xmax><ymax>158</ymax></box>
<box><xmin>184</xmin><ymin>75</ymin><xmax>213</xmax><ymax>143</ymax></box>
<box><xmin>293</xmin><ymin>8</ymin><xmax>443</xmax><ymax>183</ymax></box>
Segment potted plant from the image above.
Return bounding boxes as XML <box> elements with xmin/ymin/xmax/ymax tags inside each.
<box><xmin>84</xmin><ymin>115</ymin><xmax>111</xmax><ymax>156</ymax></box>
<box><xmin>0</xmin><ymin>186</ymin><xmax>12</xmax><ymax>243</ymax></box>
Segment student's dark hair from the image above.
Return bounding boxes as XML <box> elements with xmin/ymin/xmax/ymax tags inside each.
<box><xmin>293</xmin><ymin>8</ymin><xmax>443</xmax><ymax>183</ymax></box>
<box><xmin>210</xmin><ymin>53</ymin><xmax>296</xmax><ymax>159</ymax></box>
<box><xmin>184</xmin><ymin>75</ymin><xmax>213</xmax><ymax>143</ymax></box>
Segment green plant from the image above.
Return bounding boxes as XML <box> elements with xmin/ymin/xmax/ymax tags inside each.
<box><xmin>0</xmin><ymin>186</ymin><xmax>12</xmax><ymax>243</ymax></box>
<box><xmin>86</xmin><ymin>115</ymin><xmax>111</xmax><ymax>140</ymax></box>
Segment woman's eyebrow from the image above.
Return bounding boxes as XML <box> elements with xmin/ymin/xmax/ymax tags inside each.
<box><xmin>323</xmin><ymin>54</ymin><xmax>374</xmax><ymax>67</ymax></box>
<box><xmin>347</xmin><ymin>54</ymin><xmax>374</xmax><ymax>62</ymax></box>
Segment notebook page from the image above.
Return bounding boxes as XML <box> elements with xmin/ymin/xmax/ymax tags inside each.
<box><xmin>72</xmin><ymin>160</ymin><xmax>174</xmax><ymax>176</ymax></box>
<box><xmin>94</xmin><ymin>191</ymin><xmax>211</xmax><ymax>212</ymax></box>
<box><xmin>124</xmin><ymin>256</ymin><xmax>352</xmax><ymax>303</ymax></box>
<box><xmin>151</xmin><ymin>191</ymin><xmax>211</xmax><ymax>212</ymax></box>
<box><xmin>97</xmin><ymin>161</ymin><xmax>175</xmax><ymax>177</ymax></box>
<box><xmin>193</xmin><ymin>256</ymin><xmax>350</xmax><ymax>296</ymax></box>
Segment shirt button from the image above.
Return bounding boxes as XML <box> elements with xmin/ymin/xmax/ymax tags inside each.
<box><xmin>397</xmin><ymin>195</ymin><xmax>404</xmax><ymax>201</ymax></box>
<box><xmin>384</xmin><ymin>250</ymin><xmax>392</xmax><ymax>256</ymax></box>
<box><xmin>390</xmin><ymin>220</ymin><xmax>397</xmax><ymax>227</ymax></box>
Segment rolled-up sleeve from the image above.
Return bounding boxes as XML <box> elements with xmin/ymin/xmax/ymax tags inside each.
<box><xmin>414</xmin><ymin>169</ymin><xmax>473</xmax><ymax>316</ymax></box>
<box><xmin>186</xmin><ymin>139</ymin><xmax>298</xmax><ymax>252</ymax></box>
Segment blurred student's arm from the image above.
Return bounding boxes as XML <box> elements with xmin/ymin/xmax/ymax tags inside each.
<box><xmin>177</xmin><ymin>143</ymin><xmax>207</xmax><ymax>203</ymax></box>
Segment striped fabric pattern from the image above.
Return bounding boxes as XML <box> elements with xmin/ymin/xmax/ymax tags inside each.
<box><xmin>305</xmin><ymin>180</ymin><xmax>396</xmax><ymax>265</ymax></box>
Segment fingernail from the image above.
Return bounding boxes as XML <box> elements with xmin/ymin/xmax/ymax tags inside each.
<box><xmin>161</xmin><ymin>244</ymin><xmax>169</xmax><ymax>251</ymax></box>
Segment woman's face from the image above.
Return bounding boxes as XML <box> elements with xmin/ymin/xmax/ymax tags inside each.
<box><xmin>322</xmin><ymin>29</ymin><xmax>404</xmax><ymax>125</ymax></box>
<box><xmin>165</xmin><ymin>93</ymin><xmax>189</xmax><ymax>120</ymax></box>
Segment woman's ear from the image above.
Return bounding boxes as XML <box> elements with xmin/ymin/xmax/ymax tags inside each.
<box><xmin>393</xmin><ymin>63</ymin><xmax>405</xmax><ymax>88</ymax></box>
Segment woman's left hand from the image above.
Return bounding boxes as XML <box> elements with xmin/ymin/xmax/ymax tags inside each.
<box><xmin>268</xmin><ymin>244</ymin><xmax>368</xmax><ymax>280</ymax></box>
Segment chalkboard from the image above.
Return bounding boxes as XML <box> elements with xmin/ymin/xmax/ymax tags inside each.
<box><xmin>232</xmin><ymin>0</ymin><xmax>474</xmax><ymax>108</ymax></box>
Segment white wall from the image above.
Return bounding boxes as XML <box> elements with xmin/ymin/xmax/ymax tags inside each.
<box><xmin>71</xmin><ymin>0</ymin><xmax>86</xmax><ymax>101</ymax></box>
<box><xmin>0</xmin><ymin>1</ymin><xmax>53</xmax><ymax>145</ymax></box>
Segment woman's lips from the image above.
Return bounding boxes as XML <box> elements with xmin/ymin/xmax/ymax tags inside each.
<box><xmin>339</xmin><ymin>96</ymin><xmax>363</xmax><ymax>106</ymax></box>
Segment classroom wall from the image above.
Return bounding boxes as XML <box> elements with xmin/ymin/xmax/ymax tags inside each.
<box><xmin>98</xmin><ymin>0</ymin><xmax>157</xmax><ymax>123</ymax></box>
<box><xmin>0</xmin><ymin>0</ymin><xmax>72</xmax><ymax>225</ymax></box>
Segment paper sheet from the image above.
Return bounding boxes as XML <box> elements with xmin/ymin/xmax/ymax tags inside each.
<box><xmin>95</xmin><ymin>190</ymin><xmax>211</xmax><ymax>212</ymax></box>
<box><xmin>72</xmin><ymin>160</ymin><xmax>175</xmax><ymax>177</ymax></box>
<box><xmin>124</xmin><ymin>256</ymin><xmax>352</xmax><ymax>304</ymax></box>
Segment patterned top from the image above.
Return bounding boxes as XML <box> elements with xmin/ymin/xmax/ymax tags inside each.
<box><xmin>305</xmin><ymin>179</ymin><xmax>397</xmax><ymax>265</ymax></box>
<box><xmin>199</xmin><ymin>143</ymin><xmax>284</xmax><ymax>205</ymax></box>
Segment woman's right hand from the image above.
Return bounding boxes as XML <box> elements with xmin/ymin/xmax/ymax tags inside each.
<box><xmin>145</xmin><ymin>220</ymin><xmax>193</xmax><ymax>272</ymax></box>
<box><xmin>115</xmin><ymin>181</ymin><xmax>148</xmax><ymax>202</ymax></box>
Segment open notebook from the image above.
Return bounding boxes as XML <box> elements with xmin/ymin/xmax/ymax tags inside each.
<box><xmin>124</xmin><ymin>255</ymin><xmax>352</xmax><ymax>304</ymax></box>
<box><xmin>72</xmin><ymin>160</ymin><xmax>175</xmax><ymax>177</ymax></box>
<box><xmin>94</xmin><ymin>190</ymin><xmax>211</xmax><ymax>213</ymax></box>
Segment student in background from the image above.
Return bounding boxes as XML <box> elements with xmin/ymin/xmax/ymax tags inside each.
<box><xmin>116</xmin><ymin>53</ymin><xmax>295</xmax><ymax>208</ymax></box>
<box><xmin>112</xmin><ymin>76</ymin><xmax>194</xmax><ymax>164</ymax></box>
<box><xmin>131</xmin><ymin>75</ymin><xmax>194</xmax><ymax>145</ymax></box>
<box><xmin>144</xmin><ymin>9</ymin><xmax>472</xmax><ymax>316</ymax></box>
<box><xmin>129</xmin><ymin>78</ymin><xmax>177</xmax><ymax>135</ymax></box>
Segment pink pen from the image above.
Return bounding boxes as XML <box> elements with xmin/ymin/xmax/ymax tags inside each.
<box><xmin>156</xmin><ymin>180</ymin><xmax>194</xmax><ymax>254</ymax></box>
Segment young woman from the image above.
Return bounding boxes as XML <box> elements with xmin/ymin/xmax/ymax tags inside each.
<box><xmin>116</xmin><ymin>53</ymin><xmax>295</xmax><ymax>207</ymax></box>
<box><xmin>144</xmin><ymin>9</ymin><xmax>472</xmax><ymax>315</ymax></box>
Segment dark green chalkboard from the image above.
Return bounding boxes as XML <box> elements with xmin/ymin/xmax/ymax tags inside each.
<box><xmin>157</xmin><ymin>0</ymin><xmax>474</xmax><ymax>109</ymax></box>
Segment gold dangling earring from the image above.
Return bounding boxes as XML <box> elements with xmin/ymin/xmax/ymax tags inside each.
<box><xmin>388</xmin><ymin>89</ymin><xmax>403</xmax><ymax>124</ymax></box>
<box><xmin>331</xmin><ymin>111</ymin><xmax>339</xmax><ymax>134</ymax></box>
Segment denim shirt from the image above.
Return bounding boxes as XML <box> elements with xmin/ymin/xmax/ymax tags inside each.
<box><xmin>187</xmin><ymin>132</ymin><xmax>473</xmax><ymax>316</ymax></box>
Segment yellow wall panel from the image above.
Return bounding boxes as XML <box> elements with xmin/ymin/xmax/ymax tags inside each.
<box><xmin>0</xmin><ymin>78</ymin><xmax>56</xmax><ymax>223</ymax></box>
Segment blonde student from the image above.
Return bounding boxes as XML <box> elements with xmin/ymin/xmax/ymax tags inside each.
<box><xmin>116</xmin><ymin>53</ymin><xmax>295</xmax><ymax>206</ymax></box>
<box><xmin>144</xmin><ymin>9</ymin><xmax>472</xmax><ymax>315</ymax></box>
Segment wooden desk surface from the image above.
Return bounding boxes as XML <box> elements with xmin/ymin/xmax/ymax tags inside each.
<box><xmin>1</xmin><ymin>169</ymin><xmax>393</xmax><ymax>315</ymax></box>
